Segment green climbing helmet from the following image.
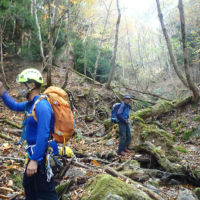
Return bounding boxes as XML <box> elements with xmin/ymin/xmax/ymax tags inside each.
<box><xmin>16</xmin><ymin>69</ymin><xmax>43</xmax><ymax>84</ymax></box>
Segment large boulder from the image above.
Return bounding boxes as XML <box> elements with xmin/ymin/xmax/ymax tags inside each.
<box><xmin>81</xmin><ymin>174</ymin><xmax>153</xmax><ymax>200</ymax></box>
<box><xmin>65</xmin><ymin>167</ymin><xmax>87</xmax><ymax>178</ymax></box>
<box><xmin>177</xmin><ymin>189</ymin><xmax>196</xmax><ymax>200</ymax></box>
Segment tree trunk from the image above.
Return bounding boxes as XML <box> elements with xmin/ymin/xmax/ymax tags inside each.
<box><xmin>155</xmin><ymin>0</ymin><xmax>188</xmax><ymax>88</ymax></box>
<box><xmin>83</xmin><ymin>44</ymin><xmax>87</xmax><ymax>76</ymax></box>
<box><xmin>47</xmin><ymin>0</ymin><xmax>59</xmax><ymax>87</ymax></box>
<box><xmin>33</xmin><ymin>0</ymin><xmax>45</xmax><ymax>67</ymax></box>
<box><xmin>178</xmin><ymin>0</ymin><xmax>199</xmax><ymax>104</ymax></box>
<box><xmin>93</xmin><ymin>0</ymin><xmax>113</xmax><ymax>82</ymax></box>
<box><xmin>0</xmin><ymin>25</ymin><xmax>9</xmax><ymax>89</ymax></box>
<box><xmin>130</xmin><ymin>96</ymin><xmax>191</xmax><ymax>120</ymax></box>
<box><xmin>62</xmin><ymin>0</ymin><xmax>71</xmax><ymax>89</ymax></box>
<box><xmin>84</xmin><ymin>0</ymin><xmax>113</xmax><ymax>118</ymax></box>
<box><xmin>105</xmin><ymin>0</ymin><xmax>121</xmax><ymax>89</ymax></box>
<box><xmin>28</xmin><ymin>0</ymin><xmax>33</xmax><ymax>49</ymax></box>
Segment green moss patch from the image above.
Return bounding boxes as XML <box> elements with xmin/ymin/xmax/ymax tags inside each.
<box><xmin>171</xmin><ymin>119</ymin><xmax>177</xmax><ymax>129</ymax></box>
<box><xmin>103</xmin><ymin>119</ymin><xmax>113</xmax><ymax>130</ymax></box>
<box><xmin>176</xmin><ymin>146</ymin><xmax>188</xmax><ymax>153</ymax></box>
<box><xmin>194</xmin><ymin>188</ymin><xmax>200</xmax><ymax>199</ymax></box>
<box><xmin>167</xmin><ymin>156</ymin><xmax>181</xmax><ymax>163</ymax></box>
<box><xmin>81</xmin><ymin>174</ymin><xmax>152</xmax><ymax>200</ymax></box>
<box><xmin>194</xmin><ymin>116</ymin><xmax>200</xmax><ymax>121</ymax></box>
<box><xmin>10</xmin><ymin>174</ymin><xmax>23</xmax><ymax>189</ymax></box>
<box><xmin>182</xmin><ymin>130</ymin><xmax>193</xmax><ymax>142</ymax></box>
<box><xmin>174</xmin><ymin>122</ymin><xmax>183</xmax><ymax>136</ymax></box>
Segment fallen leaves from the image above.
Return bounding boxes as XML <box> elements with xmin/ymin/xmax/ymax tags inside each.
<box><xmin>91</xmin><ymin>160</ymin><xmax>100</xmax><ymax>167</ymax></box>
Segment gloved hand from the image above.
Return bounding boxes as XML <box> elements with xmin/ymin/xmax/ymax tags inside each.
<box><xmin>0</xmin><ymin>82</ymin><xmax>5</xmax><ymax>97</ymax></box>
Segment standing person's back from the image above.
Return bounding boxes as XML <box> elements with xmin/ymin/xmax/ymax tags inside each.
<box><xmin>117</xmin><ymin>94</ymin><xmax>132</xmax><ymax>156</ymax></box>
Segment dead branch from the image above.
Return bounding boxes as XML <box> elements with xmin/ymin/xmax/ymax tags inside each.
<box><xmin>59</xmin><ymin>157</ymin><xmax>74</xmax><ymax>182</ymax></box>
<box><xmin>0</xmin><ymin>133</ymin><xmax>14</xmax><ymax>141</ymax></box>
<box><xmin>0</xmin><ymin>156</ymin><xmax>25</xmax><ymax>162</ymax></box>
<box><xmin>0</xmin><ymin>119</ymin><xmax>22</xmax><ymax>129</ymax></box>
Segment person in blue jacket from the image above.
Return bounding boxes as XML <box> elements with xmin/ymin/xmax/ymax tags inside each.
<box><xmin>0</xmin><ymin>69</ymin><xmax>58</xmax><ymax>200</ymax></box>
<box><xmin>117</xmin><ymin>94</ymin><xmax>132</xmax><ymax>156</ymax></box>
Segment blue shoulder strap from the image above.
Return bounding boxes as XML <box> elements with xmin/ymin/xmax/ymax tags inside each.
<box><xmin>15</xmin><ymin>103</ymin><xmax>29</xmax><ymax>144</ymax></box>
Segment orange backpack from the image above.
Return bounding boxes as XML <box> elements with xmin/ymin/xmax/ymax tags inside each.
<box><xmin>31</xmin><ymin>86</ymin><xmax>75</xmax><ymax>149</ymax></box>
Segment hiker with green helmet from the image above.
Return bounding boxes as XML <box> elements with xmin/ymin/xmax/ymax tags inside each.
<box><xmin>0</xmin><ymin>69</ymin><xmax>58</xmax><ymax>200</ymax></box>
<box><xmin>117</xmin><ymin>94</ymin><xmax>132</xmax><ymax>156</ymax></box>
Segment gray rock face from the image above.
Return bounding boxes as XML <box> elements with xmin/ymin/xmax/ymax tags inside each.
<box><xmin>177</xmin><ymin>189</ymin><xmax>196</xmax><ymax>200</ymax></box>
<box><xmin>106</xmin><ymin>139</ymin><xmax>114</xmax><ymax>146</ymax></box>
<box><xmin>85</xmin><ymin>138</ymin><xmax>93</xmax><ymax>144</ymax></box>
<box><xmin>65</xmin><ymin>167</ymin><xmax>87</xmax><ymax>178</ymax></box>
<box><xmin>96</xmin><ymin>132</ymin><xmax>103</xmax><ymax>137</ymax></box>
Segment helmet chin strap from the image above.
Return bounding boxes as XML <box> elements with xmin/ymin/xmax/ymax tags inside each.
<box><xmin>24</xmin><ymin>83</ymin><xmax>36</xmax><ymax>99</ymax></box>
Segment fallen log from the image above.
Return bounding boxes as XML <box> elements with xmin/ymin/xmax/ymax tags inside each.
<box><xmin>0</xmin><ymin>119</ymin><xmax>22</xmax><ymax>129</ymax></box>
<box><xmin>105</xmin><ymin>166</ymin><xmax>164</xmax><ymax>200</ymax></box>
<box><xmin>130</xmin><ymin>96</ymin><xmax>191</xmax><ymax>120</ymax></box>
<box><xmin>72</xmin><ymin>161</ymin><xmax>104</xmax><ymax>173</ymax></box>
<box><xmin>0</xmin><ymin>133</ymin><xmax>14</xmax><ymax>141</ymax></box>
<box><xmin>0</xmin><ymin>157</ymin><xmax>25</xmax><ymax>162</ymax></box>
<box><xmin>2</xmin><ymin>128</ymin><xmax>21</xmax><ymax>137</ymax></box>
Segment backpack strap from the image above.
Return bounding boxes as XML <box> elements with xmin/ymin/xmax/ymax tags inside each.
<box><xmin>31</xmin><ymin>95</ymin><xmax>48</xmax><ymax>122</ymax></box>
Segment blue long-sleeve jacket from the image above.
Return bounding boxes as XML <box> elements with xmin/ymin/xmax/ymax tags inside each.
<box><xmin>117</xmin><ymin>102</ymin><xmax>130</xmax><ymax>123</ymax></box>
<box><xmin>1</xmin><ymin>91</ymin><xmax>58</xmax><ymax>161</ymax></box>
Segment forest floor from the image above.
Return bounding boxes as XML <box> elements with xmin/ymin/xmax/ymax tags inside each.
<box><xmin>0</xmin><ymin>64</ymin><xmax>200</xmax><ymax>200</ymax></box>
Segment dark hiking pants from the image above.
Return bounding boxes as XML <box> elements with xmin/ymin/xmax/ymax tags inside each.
<box><xmin>23</xmin><ymin>164</ymin><xmax>58</xmax><ymax>200</ymax></box>
<box><xmin>118</xmin><ymin>122</ymin><xmax>131</xmax><ymax>153</ymax></box>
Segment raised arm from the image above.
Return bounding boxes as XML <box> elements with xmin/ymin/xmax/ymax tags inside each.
<box><xmin>0</xmin><ymin>82</ymin><xmax>27</xmax><ymax>112</ymax></box>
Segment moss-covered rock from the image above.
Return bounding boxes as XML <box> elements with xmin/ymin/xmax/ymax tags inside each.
<box><xmin>127</xmin><ymin>160</ymin><xmax>140</xmax><ymax>168</ymax></box>
<box><xmin>81</xmin><ymin>174</ymin><xmax>153</xmax><ymax>200</ymax></box>
<box><xmin>103</xmin><ymin>119</ymin><xmax>113</xmax><ymax>131</ymax></box>
<box><xmin>194</xmin><ymin>188</ymin><xmax>200</xmax><ymax>200</ymax></box>
<box><xmin>11</xmin><ymin>174</ymin><xmax>23</xmax><ymax>189</ymax></box>
<box><xmin>56</xmin><ymin>180</ymin><xmax>71</xmax><ymax>196</ymax></box>
<box><xmin>176</xmin><ymin>146</ymin><xmax>188</xmax><ymax>153</ymax></box>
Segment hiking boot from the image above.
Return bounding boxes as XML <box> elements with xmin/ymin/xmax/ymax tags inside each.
<box><xmin>117</xmin><ymin>151</ymin><xmax>126</xmax><ymax>156</ymax></box>
<box><xmin>124</xmin><ymin>149</ymin><xmax>131</xmax><ymax>153</ymax></box>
